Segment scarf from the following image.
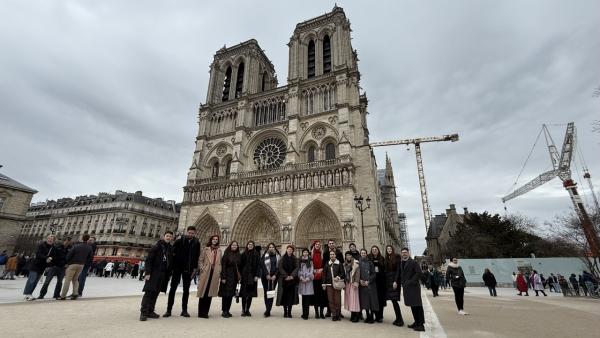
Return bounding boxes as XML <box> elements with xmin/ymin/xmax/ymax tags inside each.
<box><xmin>312</xmin><ymin>248</ymin><xmax>323</xmax><ymax>269</ymax></box>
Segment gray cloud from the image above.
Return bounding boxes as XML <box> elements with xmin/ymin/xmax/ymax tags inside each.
<box><xmin>1</xmin><ymin>0</ymin><xmax>599</xmax><ymax>254</ymax></box>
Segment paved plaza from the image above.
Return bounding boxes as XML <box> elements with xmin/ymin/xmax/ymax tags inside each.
<box><xmin>1</xmin><ymin>276</ymin><xmax>599</xmax><ymax>337</ymax></box>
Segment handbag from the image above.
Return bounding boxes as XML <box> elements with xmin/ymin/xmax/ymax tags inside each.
<box><xmin>266</xmin><ymin>280</ymin><xmax>277</xmax><ymax>299</ymax></box>
<box><xmin>331</xmin><ymin>266</ymin><xmax>345</xmax><ymax>290</ymax></box>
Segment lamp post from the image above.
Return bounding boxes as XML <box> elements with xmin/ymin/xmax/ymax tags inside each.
<box><xmin>354</xmin><ymin>195</ymin><xmax>371</xmax><ymax>249</ymax></box>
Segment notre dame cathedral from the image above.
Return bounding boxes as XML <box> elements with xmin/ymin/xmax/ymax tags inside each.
<box><xmin>179</xmin><ymin>6</ymin><xmax>408</xmax><ymax>252</ymax></box>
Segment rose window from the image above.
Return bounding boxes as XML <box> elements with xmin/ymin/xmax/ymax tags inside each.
<box><xmin>253</xmin><ymin>137</ymin><xmax>287</xmax><ymax>169</ymax></box>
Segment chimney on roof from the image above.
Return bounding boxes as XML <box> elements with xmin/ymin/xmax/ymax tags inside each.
<box><xmin>463</xmin><ymin>207</ymin><xmax>468</xmax><ymax>215</ymax></box>
<box><xmin>135</xmin><ymin>191</ymin><xmax>143</xmax><ymax>196</ymax></box>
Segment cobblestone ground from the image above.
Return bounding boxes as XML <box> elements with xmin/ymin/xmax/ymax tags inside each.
<box><xmin>1</xmin><ymin>277</ymin><xmax>599</xmax><ymax>337</ymax></box>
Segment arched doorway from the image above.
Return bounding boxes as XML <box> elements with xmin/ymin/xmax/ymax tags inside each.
<box><xmin>194</xmin><ymin>213</ymin><xmax>220</xmax><ymax>246</ymax></box>
<box><xmin>232</xmin><ymin>200</ymin><xmax>280</xmax><ymax>250</ymax></box>
<box><xmin>295</xmin><ymin>200</ymin><xmax>343</xmax><ymax>252</ymax></box>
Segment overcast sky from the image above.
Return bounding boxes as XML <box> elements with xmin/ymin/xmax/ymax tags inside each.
<box><xmin>1</xmin><ymin>0</ymin><xmax>599</xmax><ymax>254</ymax></box>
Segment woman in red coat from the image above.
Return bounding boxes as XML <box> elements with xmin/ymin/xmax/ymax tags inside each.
<box><xmin>516</xmin><ymin>272</ymin><xmax>529</xmax><ymax>296</ymax></box>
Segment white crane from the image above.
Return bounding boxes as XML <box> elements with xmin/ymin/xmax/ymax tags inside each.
<box><xmin>502</xmin><ymin>122</ymin><xmax>600</xmax><ymax>257</ymax></box>
<box><xmin>371</xmin><ymin>133</ymin><xmax>459</xmax><ymax>232</ymax></box>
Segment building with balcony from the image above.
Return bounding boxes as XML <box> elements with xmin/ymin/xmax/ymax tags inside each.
<box><xmin>179</xmin><ymin>6</ymin><xmax>406</xmax><ymax>252</ymax></box>
<box><xmin>17</xmin><ymin>190</ymin><xmax>179</xmax><ymax>261</ymax></box>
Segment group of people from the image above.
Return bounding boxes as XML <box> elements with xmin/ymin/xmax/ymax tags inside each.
<box><xmin>514</xmin><ymin>270</ymin><xmax>598</xmax><ymax>297</ymax></box>
<box><xmin>139</xmin><ymin>227</ymin><xmax>430</xmax><ymax>332</ymax></box>
<box><xmin>18</xmin><ymin>234</ymin><xmax>95</xmax><ymax>301</ymax></box>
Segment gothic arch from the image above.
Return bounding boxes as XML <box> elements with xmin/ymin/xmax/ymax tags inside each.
<box><xmin>294</xmin><ymin>200</ymin><xmax>342</xmax><ymax>251</ymax></box>
<box><xmin>204</xmin><ymin>141</ymin><xmax>232</xmax><ymax>166</ymax></box>
<box><xmin>232</xmin><ymin>200</ymin><xmax>281</xmax><ymax>248</ymax></box>
<box><xmin>299</xmin><ymin>122</ymin><xmax>338</xmax><ymax>149</ymax></box>
<box><xmin>242</xmin><ymin>129</ymin><xmax>288</xmax><ymax>158</ymax></box>
<box><xmin>193</xmin><ymin>212</ymin><xmax>220</xmax><ymax>246</ymax></box>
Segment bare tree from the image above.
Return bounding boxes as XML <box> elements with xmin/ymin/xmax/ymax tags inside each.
<box><xmin>545</xmin><ymin>210</ymin><xmax>600</xmax><ymax>279</ymax></box>
<box><xmin>593</xmin><ymin>120</ymin><xmax>600</xmax><ymax>133</ymax></box>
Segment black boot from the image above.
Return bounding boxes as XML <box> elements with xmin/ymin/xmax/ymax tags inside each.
<box><xmin>288</xmin><ymin>306</ymin><xmax>293</xmax><ymax>318</ymax></box>
<box><xmin>320</xmin><ymin>307</ymin><xmax>326</xmax><ymax>319</ymax></box>
<box><xmin>314</xmin><ymin>306</ymin><xmax>320</xmax><ymax>319</ymax></box>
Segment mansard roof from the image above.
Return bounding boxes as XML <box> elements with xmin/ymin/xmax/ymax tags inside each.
<box><xmin>0</xmin><ymin>172</ymin><xmax>37</xmax><ymax>194</ymax></box>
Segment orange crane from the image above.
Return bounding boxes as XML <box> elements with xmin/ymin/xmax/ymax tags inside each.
<box><xmin>502</xmin><ymin>122</ymin><xmax>600</xmax><ymax>257</ymax></box>
<box><xmin>371</xmin><ymin>133</ymin><xmax>459</xmax><ymax>233</ymax></box>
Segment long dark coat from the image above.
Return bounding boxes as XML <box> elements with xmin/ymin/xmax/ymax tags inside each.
<box><xmin>446</xmin><ymin>264</ymin><xmax>466</xmax><ymax>288</ymax></box>
<box><xmin>358</xmin><ymin>257</ymin><xmax>379</xmax><ymax>311</ymax></box>
<box><xmin>143</xmin><ymin>240</ymin><xmax>173</xmax><ymax>293</ymax></box>
<box><xmin>239</xmin><ymin>249</ymin><xmax>261</xmax><ymax>298</ymax></box>
<box><xmin>369</xmin><ymin>254</ymin><xmax>387</xmax><ymax>308</ymax></box>
<box><xmin>385</xmin><ymin>254</ymin><xmax>401</xmax><ymax>300</ymax></box>
<box><xmin>219</xmin><ymin>250</ymin><xmax>241</xmax><ymax>298</ymax></box>
<box><xmin>276</xmin><ymin>254</ymin><xmax>299</xmax><ymax>306</ymax></box>
<box><xmin>482</xmin><ymin>271</ymin><xmax>497</xmax><ymax>287</ymax></box>
<box><xmin>398</xmin><ymin>257</ymin><xmax>422</xmax><ymax>307</ymax></box>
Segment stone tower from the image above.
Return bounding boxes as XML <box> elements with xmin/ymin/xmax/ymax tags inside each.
<box><xmin>179</xmin><ymin>6</ymin><xmax>404</xmax><ymax>251</ymax></box>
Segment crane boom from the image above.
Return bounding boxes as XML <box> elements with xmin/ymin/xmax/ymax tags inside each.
<box><xmin>501</xmin><ymin>169</ymin><xmax>559</xmax><ymax>203</ymax></box>
<box><xmin>370</xmin><ymin>132</ymin><xmax>459</xmax><ymax>233</ymax></box>
<box><xmin>557</xmin><ymin>122</ymin><xmax>575</xmax><ymax>180</ymax></box>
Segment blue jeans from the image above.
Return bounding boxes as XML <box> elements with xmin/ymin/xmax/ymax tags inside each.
<box><xmin>78</xmin><ymin>265</ymin><xmax>90</xmax><ymax>295</ymax></box>
<box><xmin>23</xmin><ymin>271</ymin><xmax>42</xmax><ymax>295</ymax></box>
<box><xmin>38</xmin><ymin>266</ymin><xmax>65</xmax><ymax>298</ymax></box>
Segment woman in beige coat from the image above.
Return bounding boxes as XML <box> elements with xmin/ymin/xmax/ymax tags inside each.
<box><xmin>197</xmin><ymin>235</ymin><xmax>222</xmax><ymax>318</ymax></box>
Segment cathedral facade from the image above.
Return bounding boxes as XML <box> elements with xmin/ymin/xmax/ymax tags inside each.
<box><xmin>179</xmin><ymin>7</ymin><xmax>406</xmax><ymax>252</ymax></box>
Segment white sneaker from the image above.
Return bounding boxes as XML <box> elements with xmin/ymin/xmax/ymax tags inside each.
<box><xmin>458</xmin><ymin>310</ymin><xmax>469</xmax><ymax>315</ymax></box>
<box><xmin>24</xmin><ymin>295</ymin><xmax>34</xmax><ymax>301</ymax></box>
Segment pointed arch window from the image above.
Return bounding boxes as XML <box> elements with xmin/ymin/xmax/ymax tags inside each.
<box><xmin>307</xmin><ymin>40</ymin><xmax>315</xmax><ymax>78</ymax></box>
<box><xmin>225</xmin><ymin>159</ymin><xmax>232</xmax><ymax>177</ymax></box>
<box><xmin>325</xmin><ymin>143</ymin><xmax>336</xmax><ymax>160</ymax></box>
<box><xmin>211</xmin><ymin>161</ymin><xmax>220</xmax><ymax>178</ymax></box>
<box><xmin>323</xmin><ymin>35</ymin><xmax>331</xmax><ymax>74</ymax></box>
<box><xmin>307</xmin><ymin>146</ymin><xmax>316</xmax><ymax>163</ymax></box>
<box><xmin>235</xmin><ymin>62</ymin><xmax>245</xmax><ymax>98</ymax></box>
<box><xmin>222</xmin><ymin>66</ymin><xmax>232</xmax><ymax>102</ymax></box>
<box><xmin>261</xmin><ymin>72</ymin><xmax>267</xmax><ymax>92</ymax></box>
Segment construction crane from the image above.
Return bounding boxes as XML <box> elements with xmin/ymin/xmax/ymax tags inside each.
<box><xmin>502</xmin><ymin>122</ymin><xmax>600</xmax><ymax>257</ymax></box>
<box><xmin>371</xmin><ymin>133</ymin><xmax>459</xmax><ymax>233</ymax></box>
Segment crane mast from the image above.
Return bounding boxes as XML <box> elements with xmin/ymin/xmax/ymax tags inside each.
<box><xmin>371</xmin><ymin>133</ymin><xmax>459</xmax><ymax>232</ymax></box>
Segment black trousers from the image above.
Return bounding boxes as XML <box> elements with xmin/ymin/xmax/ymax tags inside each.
<box><xmin>452</xmin><ymin>286</ymin><xmax>464</xmax><ymax>310</ymax></box>
<box><xmin>487</xmin><ymin>286</ymin><xmax>497</xmax><ymax>297</ymax></box>
<box><xmin>222</xmin><ymin>296</ymin><xmax>233</xmax><ymax>313</ymax></box>
<box><xmin>261</xmin><ymin>276</ymin><xmax>277</xmax><ymax>313</ymax></box>
<box><xmin>198</xmin><ymin>269</ymin><xmax>214</xmax><ymax>316</ymax></box>
<box><xmin>301</xmin><ymin>295</ymin><xmax>313</xmax><ymax>317</ymax></box>
<box><xmin>167</xmin><ymin>270</ymin><xmax>192</xmax><ymax>312</ymax></box>
<box><xmin>410</xmin><ymin>306</ymin><xmax>425</xmax><ymax>325</ymax></box>
<box><xmin>241</xmin><ymin>297</ymin><xmax>253</xmax><ymax>312</ymax></box>
<box><xmin>431</xmin><ymin>284</ymin><xmax>439</xmax><ymax>296</ymax></box>
<box><xmin>141</xmin><ymin>291</ymin><xmax>159</xmax><ymax>315</ymax></box>
<box><xmin>391</xmin><ymin>300</ymin><xmax>403</xmax><ymax>321</ymax></box>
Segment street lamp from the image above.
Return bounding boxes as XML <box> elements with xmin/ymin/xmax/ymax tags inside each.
<box><xmin>354</xmin><ymin>195</ymin><xmax>371</xmax><ymax>249</ymax></box>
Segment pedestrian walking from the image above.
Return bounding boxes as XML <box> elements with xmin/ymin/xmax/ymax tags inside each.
<box><xmin>343</xmin><ymin>251</ymin><xmax>361</xmax><ymax>323</ymax></box>
<box><xmin>219</xmin><ymin>241</ymin><xmax>241</xmax><ymax>318</ymax></box>
<box><xmin>569</xmin><ymin>274</ymin><xmax>580</xmax><ymax>296</ymax></box>
<box><xmin>277</xmin><ymin>245</ymin><xmax>299</xmax><ymax>318</ymax></box>
<box><xmin>164</xmin><ymin>226</ymin><xmax>199</xmax><ymax>318</ymax></box>
<box><xmin>446</xmin><ymin>257</ymin><xmax>469</xmax><ymax>315</ymax></box>
<box><xmin>261</xmin><ymin>242</ymin><xmax>280</xmax><ymax>318</ymax></box>
<box><xmin>131</xmin><ymin>264</ymin><xmax>139</xmax><ymax>279</ymax></box>
<box><xmin>239</xmin><ymin>240</ymin><xmax>261</xmax><ymax>317</ymax></box>
<box><xmin>139</xmin><ymin>231</ymin><xmax>174</xmax><ymax>321</ymax></box>
<box><xmin>138</xmin><ymin>260</ymin><xmax>145</xmax><ymax>281</ymax></box>
<box><xmin>1</xmin><ymin>253</ymin><xmax>17</xmax><ymax>280</ymax></box>
<box><xmin>369</xmin><ymin>245</ymin><xmax>386</xmax><ymax>322</ymax></box>
<box><xmin>38</xmin><ymin>237</ymin><xmax>70</xmax><ymax>299</ymax></box>
<box><xmin>298</xmin><ymin>248</ymin><xmax>314</xmax><ymax>320</ymax></box>
<box><xmin>359</xmin><ymin>249</ymin><xmax>379</xmax><ymax>324</ymax></box>
<box><xmin>482</xmin><ymin>268</ymin><xmax>497</xmax><ymax>297</ymax></box>
<box><xmin>60</xmin><ymin>234</ymin><xmax>93</xmax><ymax>300</ymax></box>
<box><xmin>196</xmin><ymin>235</ymin><xmax>222</xmax><ymax>318</ymax></box>
<box><xmin>323</xmin><ymin>250</ymin><xmax>345</xmax><ymax>321</ymax></box>
<box><xmin>429</xmin><ymin>267</ymin><xmax>442</xmax><ymax>297</ymax></box>
<box><xmin>384</xmin><ymin>245</ymin><xmax>404</xmax><ymax>326</ymax></box>
<box><xmin>23</xmin><ymin>235</ymin><xmax>55</xmax><ymax>301</ymax></box>
<box><xmin>532</xmin><ymin>270</ymin><xmax>547</xmax><ymax>297</ymax></box>
<box><xmin>396</xmin><ymin>247</ymin><xmax>425</xmax><ymax>332</ymax></box>
<box><xmin>311</xmin><ymin>240</ymin><xmax>327</xmax><ymax>319</ymax></box>
<box><xmin>516</xmin><ymin>271</ymin><xmax>529</xmax><ymax>296</ymax></box>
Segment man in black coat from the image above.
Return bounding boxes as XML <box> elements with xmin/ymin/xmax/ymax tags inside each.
<box><xmin>140</xmin><ymin>231</ymin><xmax>174</xmax><ymax>321</ymax></box>
<box><xmin>23</xmin><ymin>235</ymin><xmax>56</xmax><ymax>300</ymax></box>
<box><xmin>395</xmin><ymin>247</ymin><xmax>425</xmax><ymax>332</ymax></box>
<box><xmin>163</xmin><ymin>226</ymin><xmax>199</xmax><ymax>318</ymax></box>
<box><xmin>38</xmin><ymin>237</ymin><xmax>71</xmax><ymax>299</ymax></box>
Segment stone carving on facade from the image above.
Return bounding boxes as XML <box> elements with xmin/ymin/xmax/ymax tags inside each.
<box><xmin>216</xmin><ymin>145</ymin><xmax>227</xmax><ymax>157</ymax></box>
<box><xmin>221</xmin><ymin>229</ymin><xmax>229</xmax><ymax>244</ymax></box>
<box><xmin>343</xmin><ymin>222</ymin><xmax>354</xmax><ymax>241</ymax></box>
<box><xmin>231</xmin><ymin>137</ymin><xmax>236</xmax><ymax>143</ymax></box>
<box><xmin>312</xmin><ymin>126</ymin><xmax>326</xmax><ymax>140</ymax></box>
<box><xmin>300</xmin><ymin>122</ymin><xmax>309</xmax><ymax>130</ymax></box>
<box><xmin>245</xmin><ymin>130</ymin><xmax>253</xmax><ymax>138</ymax></box>
<box><xmin>282</xmin><ymin>125</ymin><xmax>289</xmax><ymax>133</ymax></box>
<box><xmin>200</xmin><ymin>111</ymin><xmax>209</xmax><ymax>120</ymax></box>
<box><xmin>206</xmin><ymin>142</ymin><xmax>213</xmax><ymax>149</ymax></box>
<box><xmin>328</xmin><ymin>116</ymin><xmax>338</xmax><ymax>124</ymax></box>
<box><xmin>282</xmin><ymin>225</ymin><xmax>291</xmax><ymax>243</ymax></box>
